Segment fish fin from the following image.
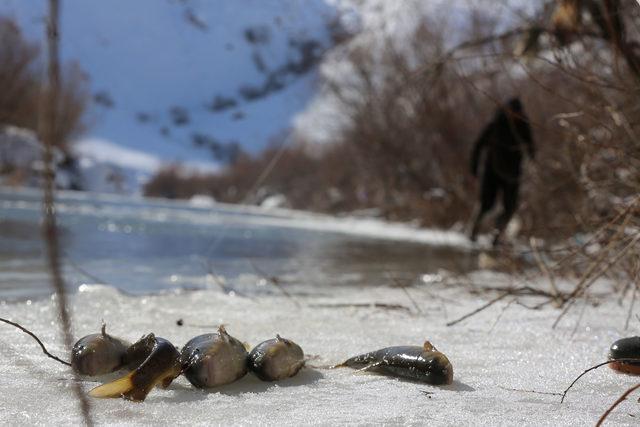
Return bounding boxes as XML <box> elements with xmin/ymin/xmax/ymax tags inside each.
<box><xmin>423</xmin><ymin>341</ymin><xmax>435</xmax><ymax>352</ymax></box>
<box><xmin>89</xmin><ymin>372</ymin><xmax>136</xmax><ymax>399</ymax></box>
<box><xmin>243</xmin><ymin>341</ymin><xmax>252</xmax><ymax>352</ymax></box>
<box><xmin>355</xmin><ymin>361</ymin><xmax>385</xmax><ymax>373</ymax></box>
<box><xmin>330</xmin><ymin>361</ymin><xmax>349</xmax><ymax>369</ymax></box>
<box><xmin>160</xmin><ymin>377</ymin><xmax>173</xmax><ymax>389</ymax></box>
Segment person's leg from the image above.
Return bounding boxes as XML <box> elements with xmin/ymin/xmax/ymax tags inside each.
<box><xmin>493</xmin><ymin>180</ymin><xmax>519</xmax><ymax>246</ymax></box>
<box><xmin>470</xmin><ymin>169</ymin><xmax>498</xmax><ymax>242</ymax></box>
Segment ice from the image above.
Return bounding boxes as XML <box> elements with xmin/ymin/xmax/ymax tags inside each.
<box><xmin>0</xmin><ymin>274</ymin><xmax>638</xmax><ymax>425</ymax></box>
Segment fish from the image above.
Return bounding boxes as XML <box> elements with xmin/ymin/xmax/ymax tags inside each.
<box><xmin>248</xmin><ymin>335</ymin><xmax>305</xmax><ymax>381</ymax></box>
<box><xmin>608</xmin><ymin>336</ymin><xmax>640</xmax><ymax>374</ymax></box>
<box><xmin>336</xmin><ymin>341</ymin><xmax>453</xmax><ymax>385</ymax></box>
<box><xmin>88</xmin><ymin>334</ymin><xmax>182</xmax><ymax>402</ymax></box>
<box><xmin>180</xmin><ymin>325</ymin><xmax>248</xmax><ymax>388</ymax></box>
<box><xmin>71</xmin><ymin>323</ymin><xmax>130</xmax><ymax>376</ymax></box>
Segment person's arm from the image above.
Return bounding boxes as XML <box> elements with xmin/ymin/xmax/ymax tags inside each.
<box><xmin>470</xmin><ymin>124</ymin><xmax>491</xmax><ymax>177</ymax></box>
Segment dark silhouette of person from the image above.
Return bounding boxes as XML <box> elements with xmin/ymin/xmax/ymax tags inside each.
<box><xmin>469</xmin><ymin>97</ymin><xmax>535</xmax><ymax>246</ymax></box>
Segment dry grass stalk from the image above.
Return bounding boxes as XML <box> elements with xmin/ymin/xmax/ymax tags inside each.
<box><xmin>596</xmin><ymin>382</ymin><xmax>640</xmax><ymax>426</ymax></box>
<box><xmin>39</xmin><ymin>0</ymin><xmax>92</xmax><ymax>424</ymax></box>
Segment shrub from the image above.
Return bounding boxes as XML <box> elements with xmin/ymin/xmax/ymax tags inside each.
<box><xmin>0</xmin><ymin>16</ymin><xmax>88</xmax><ymax>152</ymax></box>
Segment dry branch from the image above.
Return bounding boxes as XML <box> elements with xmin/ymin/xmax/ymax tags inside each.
<box><xmin>596</xmin><ymin>382</ymin><xmax>640</xmax><ymax>426</ymax></box>
<box><xmin>561</xmin><ymin>358</ymin><xmax>640</xmax><ymax>403</ymax></box>
<box><xmin>0</xmin><ymin>317</ymin><xmax>71</xmax><ymax>366</ymax></box>
<box><xmin>446</xmin><ymin>291</ymin><xmax>511</xmax><ymax>327</ymax></box>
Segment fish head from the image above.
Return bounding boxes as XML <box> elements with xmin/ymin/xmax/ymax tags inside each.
<box><xmin>71</xmin><ymin>332</ymin><xmax>129</xmax><ymax>376</ymax></box>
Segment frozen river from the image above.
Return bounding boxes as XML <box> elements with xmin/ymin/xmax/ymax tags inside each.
<box><xmin>0</xmin><ymin>187</ymin><xmax>474</xmax><ymax>300</ymax></box>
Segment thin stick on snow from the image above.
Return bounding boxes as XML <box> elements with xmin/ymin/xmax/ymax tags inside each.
<box><xmin>596</xmin><ymin>383</ymin><xmax>640</xmax><ymax>426</ymax></box>
<box><xmin>391</xmin><ymin>277</ymin><xmax>423</xmax><ymax>315</ymax></box>
<box><xmin>497</xmin><ymin>386</ymin><xmax>562</xmax><ymax>397</ymax></box>
<box><xmin>0</xmin><ymin>317</ymin><xmax>71</xmax><ymax>366</ymax></box>
<box><xmin>446</xmin><ymin>291</ymin><xmax>510</xmax><ymax>327</ymax></box>
<box><xmin>561</xmin><ymin>359</ymin><xmax>640</xmax><ymax>403</ymax></box>
<box><xmin>487</xmin><ymin>298</ymin><xmax>516</xmax><ymax>334</ymax></box>
<box><xmin>308</xmin><ymin>302</ymin><xmax>412</xmax><ymax>312</ymax></box>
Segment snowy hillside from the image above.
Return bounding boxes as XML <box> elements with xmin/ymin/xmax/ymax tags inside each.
<box><xmin>0</xmin><ymin>0</ymin><xmax>338</xmax><ymax>192</ymax></box>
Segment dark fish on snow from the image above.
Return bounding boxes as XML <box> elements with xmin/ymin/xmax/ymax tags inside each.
<box><xmin>248</xmin><ymin>335</ymin><xmax>304</xmax><ymax>381</ymax></box>
<box><xmin>609</xmin><ymin>336</ymin><xmax>640</xmax><ymax>375</ymax></box>
<box><xmin>89</xmin><ymin>334</ymin><xmax>181</xmax><ymax>402</ymax></box>
<box><xmin>180</xmin><ymin>325</ymin><xmax>248</xmax><ymax>388</ymax></box>
<box><xmin>71</xmin><ymin>323</ymin><xmax>130</xmax><ymax>377</ymax></box>
<box><xmin>336</xmin><ymin>341</ymin><xmax>453</xmax><ymax>385</ymax></box>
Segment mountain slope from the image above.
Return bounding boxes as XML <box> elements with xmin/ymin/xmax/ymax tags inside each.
<box><xmin>0</xmin><ymin>0</ymin><xmax>337</xmax><ymax>191</ymax></box>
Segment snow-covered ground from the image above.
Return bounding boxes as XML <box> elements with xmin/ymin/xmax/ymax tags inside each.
<box><xmin>0</xmin><ymin>272</ymin><xmax>638</xmax><ymax>425</ymax></box>
<box><xmin>0</xmin><ymin>189</ymin><xmax>637</xmax><ymax>425</ymax></box>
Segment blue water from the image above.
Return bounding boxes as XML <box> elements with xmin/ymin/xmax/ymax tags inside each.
<box><xmin>0</xmin><ymin>187</ymin><xmax>474</xmax><ymax>300</ymax></box>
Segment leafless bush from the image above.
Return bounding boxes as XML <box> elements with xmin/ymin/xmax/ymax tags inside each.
<box><xmin>0</xmin><ymin>16</ymin><xmax>88</xmax><ymax>152</ymax></box>
<box><xmin>146</xmin><ymin>1</ymin><xmax>639</xmax><ymax>259</ymax></box>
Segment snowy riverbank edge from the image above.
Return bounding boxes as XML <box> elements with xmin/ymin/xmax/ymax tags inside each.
<box><xmin>0</xmin><ymin>186</ymin><xmax>472</xmax><ymax>250</ymax></box>
<box><xmin>0</xmin><ymin>274</ymin><xmax>638</xmax><ymax>426</ymax></box>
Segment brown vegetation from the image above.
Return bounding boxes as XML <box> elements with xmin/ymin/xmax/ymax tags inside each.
<box><xmin>0</xmin><ymin>16</ymin><xmax>88</xmax><ymax>152</ymax></box>
<box><xmin>145</xmin><ymin>1</ymin><xmax>640</xmax><ymax>249</ymax></box>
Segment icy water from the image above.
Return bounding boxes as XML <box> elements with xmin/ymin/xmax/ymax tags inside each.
<box><xmin>0</xmin><ymin>187</ymin><xmax>475</xmax><ymax>300</ymax></box>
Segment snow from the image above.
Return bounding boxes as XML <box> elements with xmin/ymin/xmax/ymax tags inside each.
<box><xmin>0</xmin><ymin>188</ymin><xmax>637</xmax><ymax>424</ymax></box>
<box><xmin>0</xmin><ymin>272</ymin><xmax>638</xmax><ymax>425</ymax></box>
<box><xmin>74</xmin><ymin>139</ymin><xmax>162</xmax><ymax>174</ymax></box>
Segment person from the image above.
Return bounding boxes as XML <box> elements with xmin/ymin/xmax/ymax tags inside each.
<box><xmin>469</xmin><ymin>97</ymin><xmax>535</xmax><ymax>246</ymax></box>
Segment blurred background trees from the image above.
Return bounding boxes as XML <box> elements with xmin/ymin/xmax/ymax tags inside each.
<box><xmin>145</xmin><ymin>0</ymin><xmax>640</xmax><ymax>244</ymax></box>
<box><xmin>0</xmin><ymin>17</ymin><xmax>88</xmax><ymax>149</ymax></box>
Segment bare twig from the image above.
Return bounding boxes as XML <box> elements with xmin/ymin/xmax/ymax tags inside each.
<box><xmin>561</xmin><ymin>358</ymin><xmax>640</xmax><ymax>403</ymax></box>
<box><xmin>529</xmin><ymin>237</ymin><xmax>561</xmax><ymax>306</ymax></box>
<box><xmin>625</xmin><ymin>283</ymin><xmax>638</xmax><ymax>331</ymax></box>
<box><xmin>0</xmin><ymin>317</ymin><xmax>71</xmax><ymax>366</ymax></box>
<box><xmin>554</xmin><ymin>232</ymin><xmax>640</xmax><ymax>329</ymax></box>
<box><xmin>308</xmin><ymin>303</ymin><xmax>412</xmax><ymax>312</ymax></box>
<box><xmin>203</xmin><ymin>260</ymin><xmax>254</xmax><ymax>299</ymax></box>
<box><xmin>391</xmin><ymin>277</ymin><xmax>423</xmax><ymax>315</ymax></box>
<box><xmin>596</xmin><ymin>383</ymin><xmax>640</xmax><ymax>427</ymax></box>
<box><xmin>250</xmin><ymin>260</ymin><xmax>301</xmax><ymax>308</ymax></box>
<box><xmin>570</xmin><ymin>298</ymin><xmax>589</xmax><ymax>338</ymax></box>
<box><xmin>446</xmin><ymin>291</ymin><xmax>511</xmax><ymax>327</ymax></box>
<box><xmin>63</xmin><ymin>252</ymin><xmax>109</xmax><ymax>286</ymax></box>
<box><xmin>498</xmin><ymin>385</ymin><xmax>562</xmax><ymax>397</ymax></box>
<box><xmin>39</xmin><ymin>1</ymin><xmax>92</xmax><ymax>423</ymax></box>
<box><xmin>488</xmin><ymin>298</ymin><xmax>516</xmax><ymax>334</ymax></box>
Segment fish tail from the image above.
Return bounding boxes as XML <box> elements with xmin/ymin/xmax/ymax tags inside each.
<box><xmin>88</xmin><ymin>372</ymin><xmax>150</xmax><ymax>402</ymax></box>
<box><xmin>330</xmin><ymin>361</ymin><xmax>349</xmax><ymax>369</ymax></box>
<box><xmin>333</xmin><ymin>354</ymin><xmax>371</xmax><ymax>369</ymax></box>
